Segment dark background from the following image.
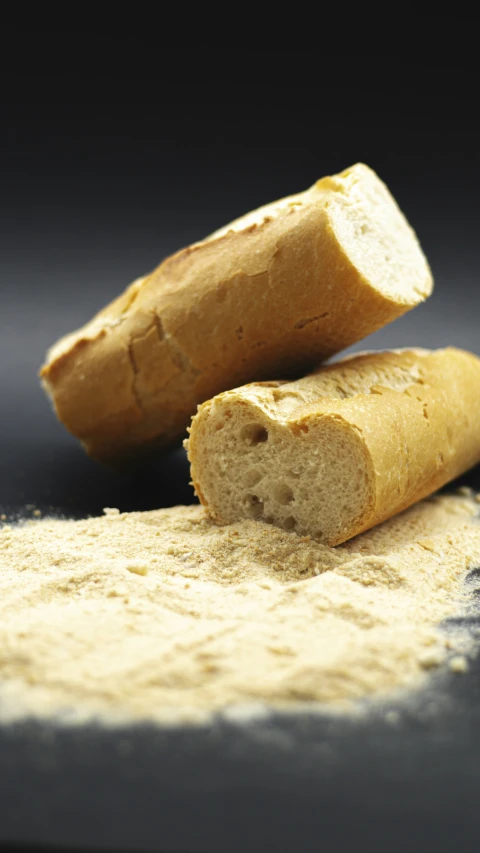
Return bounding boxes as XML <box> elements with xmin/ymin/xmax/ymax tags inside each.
<box><xmin>1</xmin><ymin>31</ymin><xmax>480</xmax><ymax>852</ymax></box>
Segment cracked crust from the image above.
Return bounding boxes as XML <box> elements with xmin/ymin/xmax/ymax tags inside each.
<box><xmin>186</xmin><ymin>348</ymin><xmax>480</xmax><ymax>545</ymax></box>
<box><xmin>40</xmin><ymin>163</ymin><xmax>433</xmax><ymax>464</ymax></box>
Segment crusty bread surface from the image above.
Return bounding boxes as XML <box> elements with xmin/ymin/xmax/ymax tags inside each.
<box><xmin>186</xmin><ymin>348</ymin><xmax>480</xmax><ymax>546</ymax></box>
<box><xmin>40</xmin><ymin>163</ymin><xmax>432</xmax><ymax>463</ymax></box>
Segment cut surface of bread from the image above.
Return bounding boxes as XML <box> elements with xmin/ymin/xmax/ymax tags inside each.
<box><xmin>40</xmin><ymin>163</ymin><xmax>433</xmax><ymax>463</ymax></box>
<box><xmin>186</xmin><ymin>348</ymin><xmax>480</xmax><ymax>546</ymax></box>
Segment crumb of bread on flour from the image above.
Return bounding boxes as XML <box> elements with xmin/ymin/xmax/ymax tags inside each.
<box><xmin>0</xmin><ymin>493</ymin><xmax>479</xmax><ymax>725</ymax></box>
<box><xmin>449</xmin><ymin>655</ymin><xmax>469</xmax><ymax>674</ymax></box>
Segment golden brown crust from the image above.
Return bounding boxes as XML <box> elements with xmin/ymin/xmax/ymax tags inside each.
<box><xmin>350</xmin><ymin>348</ymin><xmax>480</xmax><ymax>535</ymax></box>
<box><xmin>186</xmin><ymin>348</ymin><xmax>480</xmax><ymax>545</ymax></box>
<box><xmin>40</xmin><ymin>164</ymin><xmax>433</xmax><ymax>463</ymax></box>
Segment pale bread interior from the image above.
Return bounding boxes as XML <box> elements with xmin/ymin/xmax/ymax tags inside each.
<box><xmin>324</xmin><ymin>165</ymin><xmax>431</xmax><ymax>303</ymax></box>
<box><xmin>190</xmin><ymin>394</ymin><xmax>374</xmax><ymax>547</ymax></box>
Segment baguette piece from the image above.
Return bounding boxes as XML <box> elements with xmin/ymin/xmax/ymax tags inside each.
<box><xmin>186</xmin><ymin>348</ymin><xmax>480</xmax><ymax>546</ymax></box>
<box><xmin>40</xmin><ymin>163</ymin><xmax>433</xmax><ymax>464</ymax></box>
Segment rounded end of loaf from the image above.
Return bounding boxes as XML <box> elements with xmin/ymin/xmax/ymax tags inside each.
<box><xmin>318</xmin><ymin>163</ymin><xmax>433</xmax><ymax>308</ymax></box>
<box><xmin>187</xmin><ymin>385</ymin><xmax>376</xmax><ymax>547</ymax></box>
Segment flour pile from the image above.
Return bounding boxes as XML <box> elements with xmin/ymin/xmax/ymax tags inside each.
<box><xmin>1</xmin><ymin>493</ymin><xmax>480</xmax><ymax>725</ymax></box>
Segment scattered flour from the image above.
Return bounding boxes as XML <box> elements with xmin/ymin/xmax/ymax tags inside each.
<box><xmin>0</xmin><ymin>493</ymin><xmax>479</xmax><ymax>725</ymax></box>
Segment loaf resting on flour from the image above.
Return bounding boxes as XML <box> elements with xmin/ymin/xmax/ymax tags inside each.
<box><xmin>186</xmin><ymin>348</ymin><xmax>480</xmax><ymax>546</ymax></box>
<box><xmin>40</xmin><ymin>163</ymin><xmax>432</xmax><ymax>463</ymax></box>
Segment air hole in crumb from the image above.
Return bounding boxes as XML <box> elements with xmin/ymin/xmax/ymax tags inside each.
<box><xmin>437</xmin><ymin>452</ymin><xmax>444</xmax><ymax>465</ymax></box>
<box><xmin>215</xmin><ymin>421</ymin><xmax>225</xmax><ymax>431</ymax></box>
<box><xmin>315</xmin><ymin>530</ymin><xmax>324</xmax><ymax>540</ymax></box>
<box><xmin>240</xmin><ymin>423</ymin><xmax>269</xmax><ymax>446</ymax></box>
<box><xmin>272</xmin><ymin>483</ymin><xmax>294</xmax><ymax>505</ymax></box>
<box><xmin>243</xmin><ymin>494</ymin><xmax>264</xmax><ymax>519</ymax></box>
<box><xmin>283</xmin><ymin>516</ymin><xmax>296</xmax><ymax>530</ymax></box>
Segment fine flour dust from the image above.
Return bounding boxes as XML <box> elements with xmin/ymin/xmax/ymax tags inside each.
<box><xmin>1</xmin><ymin>494</ymin><xmax>480</xmax><ymax>725</ymax></box>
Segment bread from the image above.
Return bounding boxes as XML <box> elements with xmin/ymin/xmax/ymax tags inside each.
<box><xmin>40</xmin><ymin>163</ymin><xmax>433</xmax><ymax>464</ymax></box>
<box><xmin>186</xmin><ymin>347</ymin><xmax>480</xmax><ymax>546</ymax></box>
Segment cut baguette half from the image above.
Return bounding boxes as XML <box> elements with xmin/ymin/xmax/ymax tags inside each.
<box><xmin>186</xmin><ymin>348</ymin><xmax>480</xmax><ymax>546</ymax></box>
<box><xmin>40</xmin><ymin>163</ymin><xmax>433</xmax><ymax>464</ymax></box>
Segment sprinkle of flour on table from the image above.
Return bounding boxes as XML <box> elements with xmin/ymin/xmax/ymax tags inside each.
<box><xmin>0</xmin><ymin>494</ymin><xmax>480</xmax><ymax>725</ymax></box>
